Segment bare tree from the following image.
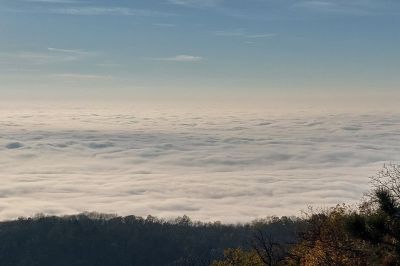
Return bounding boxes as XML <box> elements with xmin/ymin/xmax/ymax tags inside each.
<box><xmin>252</xmin><ymin>229</ymin><xmax>287</xmax><ymax>266</ymax></box>
<box><xmin>370</xmin><ymin>163</ymin><xmax>400</xmax><ymax>200</ymax></box>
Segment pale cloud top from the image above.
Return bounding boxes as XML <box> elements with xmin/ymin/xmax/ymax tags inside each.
<box><xmin>1</xmin><ymin>106</ymin><xmax>399</xmax><ymax>222</ymax></box>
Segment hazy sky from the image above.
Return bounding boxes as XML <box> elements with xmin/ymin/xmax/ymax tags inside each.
<box><xmin>0</xmin><ymin>0</ymin><xmax>399</xmax><ymax>102</ymax></box>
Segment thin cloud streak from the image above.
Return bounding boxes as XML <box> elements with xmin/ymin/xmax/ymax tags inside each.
<box><xmin>213</xmin><ymin>29</ymin><xmax>276</xmax><ymax>39</ymax></box>
<box><xmin>150</xmin><ymin>55</ymin><xmax>204</xmax><ymax>62</ymax></box>
<box><xmin>1</xmin><ymin>5</ymin><xmax>174</xmax><ymax>17</ymax></box>
<box><xmin>47</xmin><ymin>47</ymin><xmax>93</xmax><ymax>55</ymax></box>
<box><xmin>168</xmin><ymin>0</ymin><xmax>224</xmax><ymax>8</ymax></box>
<box><xmin>49</xmin><ymin>7</ymin><xmax>173</xmax><ymax>16</ymax></box>
<box><xmin>153</xmin><ymin>23</ymin><xmax>176</xmax><ymax>27</ymax></box>
<box><xmin>49</xmin><ymin>73</ymin><xmax>114</xmax><ymax>80</ymax></box>
<box><xmin>24</xmin><ymin>0</ymin><xmax>87</xmax><ymax>3</ymax></box>
<box><xmin>0</xmin><ymin>49</ymin><xmax>93</xmax><ymax>65</ymax></box>
<box><xmin>292</xmin><ymin>0</ymin><xmax>379</xmax><ymax>16</ymax></box>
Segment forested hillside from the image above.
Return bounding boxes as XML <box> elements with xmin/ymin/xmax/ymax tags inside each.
<box><xmin>0</xmin><ymin>213</ymin><xmax>299</xmax><ymax>265</ymax></box>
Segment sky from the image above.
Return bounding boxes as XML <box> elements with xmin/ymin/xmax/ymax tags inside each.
<box><xmin>1</xmin><ymin>0</ymin><xmax>399</xmax><ymax>103</ymax></box>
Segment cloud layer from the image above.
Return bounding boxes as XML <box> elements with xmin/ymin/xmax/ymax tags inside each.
<box><xmin>1</xmin><ymin>106</ymin><xmax>399</xmax><ymax>222</ymax></box>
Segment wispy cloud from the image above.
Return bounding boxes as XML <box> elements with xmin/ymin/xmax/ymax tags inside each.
<box><xmin>50</xmin><ymin>73</ymin><xmax>114</xmax><ymax>80</ymax></box>
<box><xmin>95</xmin><ymin>63</ymin><xmax>122</xmax><ymax>68</ymax></box>
<box><xmin>49</xmin><ymin>7</ymin><xmax>172</xmax><ymax>16</ymax></box>
<box><xmin>247</xmin><ymin>33</ymin><xmax>276</xmax><ymax>39</ymax></box>
<box><xmin>24</xmin><ymin>0</ymin><xmax>87</xmax><ymax>3</ymax></box>
<box><xmin>48</xmin><ymin>47</ymin><xmax>92</xmax><ymax>55</ymax></box>
<box><xmin>213</xmin><ymin>29</ymin><xmax>276</xmax><ymax>39</ymax></box>
<box><xmin>213</xmin><ymin>28</ymin><xmax>245</xmax><ymax>37</ymax></box>
<box><xmin>14</xmin><ymin>52</ymin><xmax>58</xmax><ymax>61</ymax></box>
<box><xmin>151</xmin><ymin>55</ymin><xmax>203</xmax><ymax>62</ymax></box>
<box><xmin>0</xmin><ymin>47</ymin><xmax>95</xmax><ymax>66</ymax></box>
<box><xmin>168</xmin><ymin>0</ymin><xmax>223</xmax><ymax>8</ymax></box>
<box><xmin>293</xmin><ymin>0</ymin><xmax>376</xmax><ymax>15</ymax></box>
<box><xmin>153</xmin><ymin>23</ymin><xmax>176</xmax><ymax>28</ymax></box>
<box><xmin>296</xmin><ymin>0</ymin><xmax>336</xmax><ymax>9</ymax></box>
<box><xmin>0</xmin><ymin>52</ymin><xmax>73</xmax><ymax>65</ymax></box>
<box><xmin>2</xmin><ymin>5</ymin><xmax>173</xmax><ymax>17</ymax></box>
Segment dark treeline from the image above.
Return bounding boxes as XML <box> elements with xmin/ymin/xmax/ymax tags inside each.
<box><xmin>0</xmin><ymin>213</ymin><xmax>299</xmax><ymax>266</ymax></box>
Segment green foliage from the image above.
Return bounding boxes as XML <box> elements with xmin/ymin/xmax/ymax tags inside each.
<box><xmin>375</xmin><ymin>189</ymin><xmax>398</xmax><ymax>216</ymax></box>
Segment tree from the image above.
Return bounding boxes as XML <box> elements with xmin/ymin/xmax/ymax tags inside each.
<box><xmin>346</xmin><ymin>164</ymin><xmax>400</xmax><ymax>265</ymax></box>
<box><xmin>287</xmin><ymin>205</ymin><xmax>367</xmax><ymax>266</ymax></box>
<box><xmin>211</xmin><ymin>248</ymin><xmax>264</xmax><ymax>266</ymax></box>
<box><xmin>252</xmin><ymin>229</ymin><xmax>287</xmax><ymax>266</ymax></box>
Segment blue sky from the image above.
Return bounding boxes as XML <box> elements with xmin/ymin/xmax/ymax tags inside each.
<box><xmin>1</xmin><ymin>0</ymin><xmax>399</xmax><ymax>102</ymax></box>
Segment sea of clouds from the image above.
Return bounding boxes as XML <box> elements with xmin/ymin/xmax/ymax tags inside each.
<box><xmin>0</xmin><ymin>105</ymin><xmax>399</xmax><ymax>222</ymax></box>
